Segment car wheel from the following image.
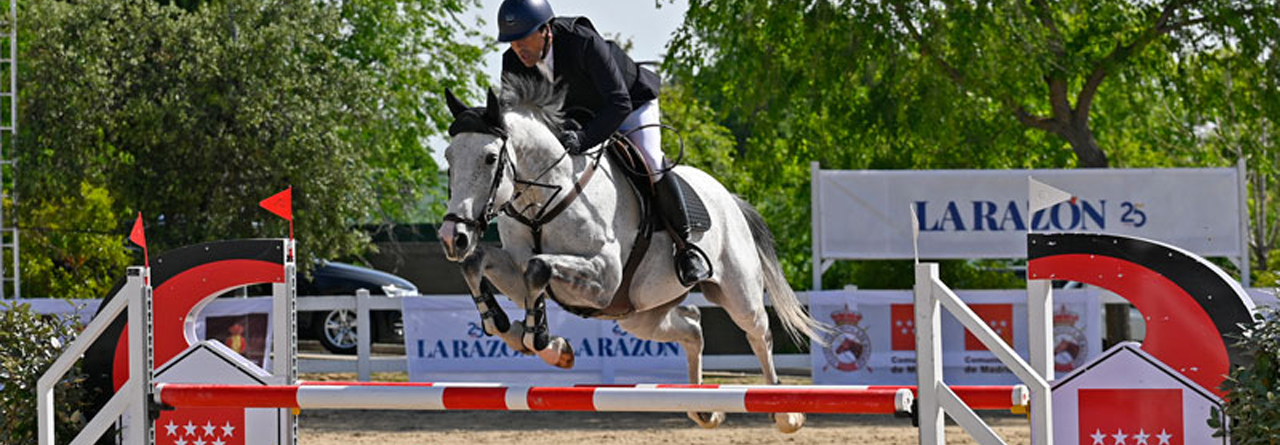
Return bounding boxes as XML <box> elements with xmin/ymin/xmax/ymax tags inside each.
<box><xmin>315</xmin><ymin>309</ymin><xmax>359</xmax><ymax>355</ymax></box>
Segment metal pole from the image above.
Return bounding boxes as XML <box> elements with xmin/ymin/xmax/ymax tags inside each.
<box><xmin>125</xmin><ymin>267</ymin><xmax>153</xmax><ymax>445</ymax></box>
<box><xmin>270</xmin><ymin>239</ymin><xmax>297</xmax><ymax>445</ymax></box>
<box><xmin>810</xmin><ymin>161</ymin><xmax>823</xmax><ymax>291</ymax></box>
<box><xmin>1237</xmin><ymin>157</ymin><xmax>1251</xmax><ymax>287</ymax></box>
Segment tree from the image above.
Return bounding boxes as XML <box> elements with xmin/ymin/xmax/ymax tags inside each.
<box><xmin>883</xmin><ymin>0</ymin><xmax>1275</xmax><ymax>168</ymax></box>
<box><xmin>664</xmin><ymin>0</ymin><xmax>1278</xmax><ymax>288</ymax></box>
<box><xmin>19</xmin><ymin>183</ymin><xmax>132</xmax><ymax>300</ymax></box>
<box><xmin>1175</xmin><ymin>49</ymin><xmax>1280</xmax><ymax>284</ymax></box>
<box><xmin>17</xmin><ymin>0</ymin><xmax>488</xmax><ymax>284</ymax></box>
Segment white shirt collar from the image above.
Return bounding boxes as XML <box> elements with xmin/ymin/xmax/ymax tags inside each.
<box><xmin>536</xmin><ymin>44</ymin><xmax>554</xmax><ymax>82</ymax></box>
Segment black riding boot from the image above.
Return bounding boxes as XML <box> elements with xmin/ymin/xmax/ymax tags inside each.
<box><xmin>656</xmin><ymin>173</ymin><xmax>711</xmax><ymax>286</ymax></box>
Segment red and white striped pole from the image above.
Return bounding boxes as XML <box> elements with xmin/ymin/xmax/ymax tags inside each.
<box><xmin>566</xmin><ymin>383</ymin><xmax>1028</xmax><ymax>412</ymax></box>
<box><xmin>157</xmin><ymin>383</ymin><xmax>915</xmax><ymax>415</ymax></box>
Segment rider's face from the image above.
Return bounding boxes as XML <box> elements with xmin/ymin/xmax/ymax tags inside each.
<box><xmin>510</xmin><ymin>28</ymin><xmax>548</xmax><ymax>68</ymax></box>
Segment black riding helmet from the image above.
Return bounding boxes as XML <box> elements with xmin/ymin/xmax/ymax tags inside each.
<box><xmin>497</xmin><ymin>0</ymin><xmax>554</xmax><ymax>42</ymax></box>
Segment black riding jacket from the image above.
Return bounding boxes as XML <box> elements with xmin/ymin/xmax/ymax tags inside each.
<box><xmin>502</xmin><ymin>17</ymin><xmax>661</xmax><ymax>149</ymax></box>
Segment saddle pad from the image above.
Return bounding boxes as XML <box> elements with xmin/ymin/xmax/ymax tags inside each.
<box><xmin>675</xmin><ymin>174</ymin><xmax>712</xmax><ymax>233</ymax></box>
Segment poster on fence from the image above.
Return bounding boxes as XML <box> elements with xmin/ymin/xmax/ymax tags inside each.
<box><xmin>810</xmin><ymin>289</ymin><xmax>1102</xmax><ymax>385</ymax></box>
<box><xmin>402</xmin><ymin>296</ymin><xmax>687</xmax><ymax>385</ymax></box>
<box><xmin>194</xmin><ymin>297</ymin><xmax>275</xmax><ymax>369</ymax></box>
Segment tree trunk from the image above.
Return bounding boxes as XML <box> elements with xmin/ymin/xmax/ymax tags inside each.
<box><xmin>1058</xmin><ymin>121</ymin><xmax>1109</xmax><ymax>168</ymax></box>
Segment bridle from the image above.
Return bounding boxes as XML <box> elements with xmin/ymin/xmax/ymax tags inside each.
<box><xmin>442</xmin><ymin>132</ymin><xmax>512</xmax><ymax>234</ymax></box>
<box><xmin>443</xmin><ymin>129</ymin><xmax>603</xmax><ymax>250</ymax></box>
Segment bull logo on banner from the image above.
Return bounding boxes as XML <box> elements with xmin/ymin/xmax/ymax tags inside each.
<box><xmin>822</xmin><ymin>305</ymin><xmax>872</xmax><ymax>372</ymax></box>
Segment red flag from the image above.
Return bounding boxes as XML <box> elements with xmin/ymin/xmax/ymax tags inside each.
<box><xmin>259</xmin><ymin>187</ymin><xmax>292</xmax><ymax>221</ymax></box>
<box><xmin>259</xmin><ymin>187</ymin><xmax>293</xmax><ymax>239</ymax></box>
<box><xmin>1078</xmin><ymin>388</ymin><xmax>1183</xmax><ymax>445</ymax></box>
<box><xmin>129</xmin><ymin>212</ymin><xmax>146</xmax><ymax>249</ymax></box>
<box><xmin>965</xmin><ymin>304</ymin><xmax>1014</xmax><ymax>351</ymax></box>
<box><xmin>890</xmin><ymin>304</ymin><xmax>916</xmax><ymax>351</ymax></box>
<box><xmin>129</xmin><ymin>212</ymin><xmax>149</xmax><ymax>269</ymax></box>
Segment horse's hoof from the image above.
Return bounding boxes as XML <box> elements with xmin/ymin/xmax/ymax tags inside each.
<box><xmin>536</xmin><ymin>337</ymin><xmax>575</xmax><ymax>369</ymax></box>
<box><xmin>770</xmin><ymin>412</ymin><xmax>805</xmax><ymax>434</ymax></box>
<box><xmin>687</xmin><ymin>411</ymin><xmax>725</xmax><ymax>429</ymax></box>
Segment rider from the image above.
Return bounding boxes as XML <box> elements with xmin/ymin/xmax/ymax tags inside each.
<box><xmin>496</xmin><ymin>0</ymin><xmax>710</xmax><ymax>286</ymax></box>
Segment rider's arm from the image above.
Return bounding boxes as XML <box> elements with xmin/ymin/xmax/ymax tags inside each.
<box><xmin>576</xmin><ymin>29</ymin><xmax>632</xmax><ymax>149</ymax></box>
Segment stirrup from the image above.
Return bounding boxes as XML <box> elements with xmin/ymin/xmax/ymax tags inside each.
<box><xmin>676</xmin><ymin>246</ymin><xmax>712</xmax><ymax>287</ymax></box>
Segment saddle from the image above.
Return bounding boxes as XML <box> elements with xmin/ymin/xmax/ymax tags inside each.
<box><xmin>550</xmin><ymin>134</ymin><xmax>711</xmax><ymax>319</ymax></box>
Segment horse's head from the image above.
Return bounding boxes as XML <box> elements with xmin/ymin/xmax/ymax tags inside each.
<box><xmin>438</xmin><ymin>88</ymin><xmax>512</xmax><ymax>262</ymax></box>
<box><xmin>438</xmin><ymin>77</ymin><xmax>570</xmax><ymax>262</ymax></box>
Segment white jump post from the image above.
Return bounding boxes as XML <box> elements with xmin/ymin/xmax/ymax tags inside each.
<box><xmin>915</xmin><ymin>263</ymin><xmax>1052</xmax><ymax>445</ymax></box>
<box><xmin>272</xmin><ymin>239</ymin><xmax>298</xmax><ymax>445</ymax></box>
<box><xmin>38</xmin><ymin>267</ymin><xmax>153</xmax><ymax>445</ymax></box>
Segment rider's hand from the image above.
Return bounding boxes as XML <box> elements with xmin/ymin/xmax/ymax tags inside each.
<box><xmin>559</xmin><ymin>130</ymin><xmax>586</xmax><ymax>154</ymax></box>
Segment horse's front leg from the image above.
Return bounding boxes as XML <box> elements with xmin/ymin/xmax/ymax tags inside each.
<box><xmin>461</xmin><ymin>250</ymin><xmax>511</xmax><ymax>337</ymax></box>
<box><xmin>460</xmin><ymin>247</ymin><xmax>533</xmax><ymax>358</ymax></box>
<box><xmin>521</xmin><ymin>253</ymin><xmax>616</xmax><ymax>359</ymax></box>
<box><xmin>462</xmin><ymin>247</ymin><xmax>576</xmax><ymax>368</ymax></box>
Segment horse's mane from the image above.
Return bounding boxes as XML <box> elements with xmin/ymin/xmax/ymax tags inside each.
<box><xmin>500</xmin><ymin>73</ymin><xmax>566</xmax><ymax>135</ymax></box>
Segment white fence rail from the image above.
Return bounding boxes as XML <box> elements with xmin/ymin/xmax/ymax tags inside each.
<box><xmin>13</xmin><ymin>292</ymin><xmax>811</xmax><ymax>382</ymax></box>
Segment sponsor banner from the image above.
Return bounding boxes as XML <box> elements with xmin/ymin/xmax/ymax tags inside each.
<box><xmin>1248</xmin><ymin>288</ymin><xmax>1278</xmax><ymax>307</ymax></box>
<box><xmin>403</xmin><ymin>296</ymin><xmax>686</xmax><ymax>385</ymax></box>
<box><xmin>810</xmin><ymin>289</ymin><xmax>1102</xmax><ymax>385</ymax></box>
<box><xmin>815</xmin><ymin>168</ymin><xmax>1241</xmax><ymax>259</ymax></box>
<box><xmin>15</xmin><ymin>299</ymin><xmax>101</xmax><ymax>324</ymax></box>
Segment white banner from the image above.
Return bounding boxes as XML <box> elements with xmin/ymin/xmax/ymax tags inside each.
<box><xmin>814</xmin><ymin>167</ymin><xmax>1242</xmax><ymax>260</ymax></box>
<box><xmin>809</xmin><ymin>289</ymin><xmax>1102</xmax><ymax>385</ymax></box>
<box><xmin>402</xmin><ymin>296</ymin><xmax>687</xmax><ymax>385</ymax></box>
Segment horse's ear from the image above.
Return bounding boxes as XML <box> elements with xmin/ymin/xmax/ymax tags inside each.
<box><xmin>445</xmin><ymin>88</ymin><xmax>468</xmax><ymax>117</ymax></box>
<box><xmin>484</xmin><ymin>88</ymin><xmax>502</xmax><ymax>125</ymax></box>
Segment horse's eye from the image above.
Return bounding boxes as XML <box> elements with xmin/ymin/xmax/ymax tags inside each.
<box><xmin>485</xmin><ymin>153</ymin><xmax>498</xmax><ymax>165</ymax></box>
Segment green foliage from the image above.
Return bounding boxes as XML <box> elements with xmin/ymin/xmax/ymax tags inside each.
<box><xmin>17</xmin><ymin>0</ymin><xmax>487</xmax><ymax>272</ymax></box>
<box><xmin>20</xmin><ymin>183</ymin><xmax>132</xmax><ymax>300</ymax></box>
<box><xmin>1174</xmin><ymin>49</ymin><xmax>1280</xmax><ymax>284</ymax></box>
<box><xmin>663</xmin><ymin>0</ymin><xmax>1279</xmax><ymax>289</ymax></box>
<box><xmin>0</xmin><ymin>301</ymin><xmax>98</xmax><ymax>444</ymax></box>
<box><xmin>1211</xmin><ymin>309</ymin><xmax>1280</xmax><ymax>442</ymax></box>
<box><xmin>658</xmin><ymin>82</ymin><xmax>743</xmax><ymax>188</ymax></box>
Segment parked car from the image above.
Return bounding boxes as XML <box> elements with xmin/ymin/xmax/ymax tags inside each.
<box><xmin>296</xmin><ymin>261</ymin><xmax>418</xmax><ymax>354</ymax></box>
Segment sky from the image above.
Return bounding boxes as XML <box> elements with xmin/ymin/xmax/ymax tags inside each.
<box><xmin>431</xmin><ymin>0</ymin><xmax>690</xmax><ymax>168</ymax></box>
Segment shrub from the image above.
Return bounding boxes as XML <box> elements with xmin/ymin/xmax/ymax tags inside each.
<box><xmin>0</xmin><ymin>301</ymin><xmax>99</xmax><ymax>445</ymax></box>
<box><xmin>1211</xmin><ymin>308</ymin><xmax>1280</xmax><ymax>443</ymax></box>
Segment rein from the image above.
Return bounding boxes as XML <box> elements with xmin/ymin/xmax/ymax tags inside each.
<box><xmin>501</xmin><ymin>148</ymin><xmax>604</xmax><ymax>252</ymax></box>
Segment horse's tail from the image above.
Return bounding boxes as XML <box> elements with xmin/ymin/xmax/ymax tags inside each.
<box><xmin>734</xmin><ymin>195</ymin><xmax>834</xmax><ymax>347</ymax></box>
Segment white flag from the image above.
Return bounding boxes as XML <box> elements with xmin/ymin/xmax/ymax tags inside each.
<box><xmin>1029</xmin><ymin>177</ymin><xmax>1073</xmax><ymax>214</ymax></box>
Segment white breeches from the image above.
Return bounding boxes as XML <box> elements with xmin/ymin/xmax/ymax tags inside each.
<box><xmin>617</xmin><ymin>99</ymin><xmax>664</xmax><ymax>181</ymax></box>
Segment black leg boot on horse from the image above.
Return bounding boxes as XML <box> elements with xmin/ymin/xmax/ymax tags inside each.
<box><xmin>655</xmin><ymin>172</ymin><xmax>712</xmax><ymax>286</ymax></box>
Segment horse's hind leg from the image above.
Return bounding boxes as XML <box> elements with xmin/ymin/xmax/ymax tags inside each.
<box><xmin>617</xmin><ymin>300</ymin><xmax>725</xmax><ymax>429</ymax></box>
<box><xmin>704</xmin><ymin>282</ymin><xmax>806</xmax><ymax>434</ymax></box>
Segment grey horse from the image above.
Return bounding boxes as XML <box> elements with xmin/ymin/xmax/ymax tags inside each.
<box><xmin>437</xmin><ymin>76</ymin><xmax>830</xmax><ymax>432</ymax></box>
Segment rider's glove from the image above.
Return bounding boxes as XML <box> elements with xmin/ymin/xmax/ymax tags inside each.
<box><xmin>559</xmin><ymin>130</ymin><xmax>586</xmax><ymax>155</ymax></box>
